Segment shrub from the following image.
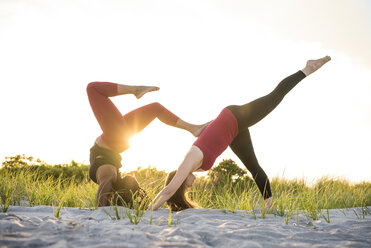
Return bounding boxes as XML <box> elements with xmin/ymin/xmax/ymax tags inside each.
<box><xmin>0</xmin><ymin>155</ymin><xmax>89</xmax><ymax>184</ymax></box>
<box><xmin>207</xmin><ymin>159</ymin><xmax>253</xmax><ymax>191</ymax></box>
<box><xmin>2</xmin><ymin>154</ymin><xmax>45</xmax><ymax>168</ymax></box>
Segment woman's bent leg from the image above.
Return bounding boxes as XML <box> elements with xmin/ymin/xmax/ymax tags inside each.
<box><xmin>229</xmin><ymin>129</ymin><xmax>272</xmax><ymax>199</ymax></box>
<box><xmin>87</xmin><ymin>82</ymin><xmax>160</xmax><ymax>139</ymax></box>
<box><xmin>87</xmin><ymin>82</ymin><xmax>127</xmax><ymax>137</ymax></box>
<box><xmin>122</xmin><ymin>102</ymin><xmax>179</xmax><ymax>136</ymax></box>
<box><xmin>123</xmin><ymin>102</ymin><xmax>208</xmax><ymax>137</ymax></box>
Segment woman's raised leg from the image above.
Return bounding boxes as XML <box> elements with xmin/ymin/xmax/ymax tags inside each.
<box><xmin>228</xmin><ymin>56</ymin><xmax>331</xmax><ymax>131</ymax></box>
<box><xmin>86</xmin><ymin>82</ymin><xmax>159</xmax><ymax>138</ymax></box>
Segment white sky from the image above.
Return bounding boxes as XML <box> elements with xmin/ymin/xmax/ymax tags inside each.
<box><xmin>0</xmin><ymin>0</ymin><xmax>370</xmax><ymax>183</ymax></box>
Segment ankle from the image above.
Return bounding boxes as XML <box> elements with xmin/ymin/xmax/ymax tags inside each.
<box><xmin>301</xmin><ymin>67</ymin><xmax>311</xmax><ymax>76</ymax></box>
<box><xmin>117</xmin><ymin>84</ymin><xmax>137</xmax><ymax>95</ymax></box>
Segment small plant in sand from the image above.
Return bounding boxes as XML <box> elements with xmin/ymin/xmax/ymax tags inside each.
<box><xmin>124</xmin><ymin>195</ymin><xmax>148</xmax><ymax>224</ymax></box>
<box><xmin>245</xmin><ymin>198</ymin><xmax>258</xmax><ymax>220</ymax></box>
<box><xmin>52</xmin><ymin>200</ymin><xmax>64</xmax><ymax>219</ymax></box>
<box><xmin>103</xmin><ymin>195</ymin><xmax>126</xmax><ymax>221</ymax></box>
<box><xmin>164</xmin><ymin>208</ymin><xmax>180</xmax><ymax>227</ymax></box>
<box><xmin>104</xmin><ymin>191</ymin><xmax>149</xmax><ymax>224</ymax></box>
<box><xmin>284</xmin><ymin>201</ymin><xmax>296</xmax><ymax>225</ymax></box>
<box><xmin>260</xmin><ymin>199</ymin><xmax>272</xmax><ymax>219</ymax></box>
<box><xmin>301</xmin><ymin>191</ymin><xmax>323</xmax><ymax>221</ymax></box>
<box><xmin>353</xmin><ymin>194</ymin><xmax>370</xmax><ymax>219</ymax></box>
<box><xmin>52</xmin><ymin>186</ymin><xmax>75</xmax><ymax>219</ymax></box>
<box><xmin>168</xmin><ymin>208</ymin><xmax>172</xmax><ymax>227</ymax></box>
<box><xmin>0</xmin><ymin>183</ymin><xmax>14</xmax><ymax>213</ymax></box>
<box><xmin>320</xmin><ymin>195</ymin><xmax>331</xmax><ymax>223</ymax></box>
<box><xmin>0</xmin><ymin>169</ymin><xmax>17</xmax><ymax>212</ymax></box>
<box><xmin>353</xmin><ymin>206</ymin><xmax>371</xmax><ymax>219</ymax></box>
<box><xmin>274</xmin><ymin>193</ymin><xmax>290</xmax><ymax>217</ymax></box>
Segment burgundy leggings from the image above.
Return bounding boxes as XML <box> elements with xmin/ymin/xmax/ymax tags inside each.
<box><xmin>87</xmin><ymin>82</ymin><xmax>179</xmax><ymax>152</ymax></box>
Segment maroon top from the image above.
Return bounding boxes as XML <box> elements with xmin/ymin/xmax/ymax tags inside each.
<box><xmin>193</xmin><ymin>108</ymin><xmax>239</xmax><ymax>170</ymax></box>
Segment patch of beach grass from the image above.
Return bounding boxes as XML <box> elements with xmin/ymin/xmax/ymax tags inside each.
<box><xmin>1</xmin><ymin>157</ymin><xmax>370</xmax><ymax>225</ymax></box>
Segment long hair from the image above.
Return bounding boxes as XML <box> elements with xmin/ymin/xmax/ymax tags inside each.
<box><xmin>165</xmin><ymin>170</ymin><xmax>199</xmax><ymax>211</ymax></box>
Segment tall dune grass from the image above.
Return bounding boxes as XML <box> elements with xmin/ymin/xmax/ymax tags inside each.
<box><xmin>1</xmin><ymin>157</ymin><xmax>370</xmax><ymax>222</ymax></box>
<box><xmin>0</xmin><ymin>169</ymin><xmax>97</xmax><ymax>210</ymax></box>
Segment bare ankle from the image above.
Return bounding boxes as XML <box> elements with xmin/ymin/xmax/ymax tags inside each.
<box><xmin>134</xmin><ymin>85</ymin><xmax>160</xmax><ymax>99</ymax></box>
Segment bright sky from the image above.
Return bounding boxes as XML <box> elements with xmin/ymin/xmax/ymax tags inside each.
<box><xmin>1</xmin><ymin>0</ymin><xmax>370</xmax><ymax>183</ymax></box>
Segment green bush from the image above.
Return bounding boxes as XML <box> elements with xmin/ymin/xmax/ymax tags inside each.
<box><xmin>2</xmin><ymin>154</ymin><xmax>44</xmax><ymax>168</ymax></box>
<box><xmin>1</xmin><ymin>155</ymin><xmax>89</xmax><ymax>184</ymax></box>
<box><xmin>207</xmin><ymin>159</ymin><xmax>253</xmax><ymax>189</ymax></box>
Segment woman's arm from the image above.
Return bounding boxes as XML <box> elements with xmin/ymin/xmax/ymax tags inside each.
<box><xmin>149</xmin><ymin>146</ymin><xmax>203</xmax><ymax>210</ymax></box>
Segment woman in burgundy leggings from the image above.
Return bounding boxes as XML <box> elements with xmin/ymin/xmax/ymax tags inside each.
<box><xmin>87</xmin><ymin>83</ymin><xmax>208</xmax><ymax>206</ymax></box>
<box><xmin>150</xmin><ymin>56</ymin><xmax>331</xmax><ymax>211</ymax></box>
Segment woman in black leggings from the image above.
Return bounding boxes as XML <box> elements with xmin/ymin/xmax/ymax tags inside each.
<box><xmin>226</xmin><ymin>70</ymin><xmax>309</xmax><ymax>201</ymax></box>
<box><xmin>150</xmin><ymin>56</ymin><xmax>331</xmax><ymax>210</ymax></box>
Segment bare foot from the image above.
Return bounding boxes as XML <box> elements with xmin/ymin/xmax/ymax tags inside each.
<box><xmin>302</xmin><ymin>56</ymin><xmax>331</xmax><ymax>76</ymax></box>
<box><xmin>134</xmin><ymin>86</ymin><xmax>160</xmax><ymax>99</ymax></box>
<box><xmin>193</xmin><ymin>121</ymin><xmax>211</xmax><ymax>137</ymax></box>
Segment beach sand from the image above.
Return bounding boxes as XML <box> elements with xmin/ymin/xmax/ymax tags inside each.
<box><xmin>1</xmin><ymin>206</ymin><xmax>370</xmax><ymax>248</ymax></box>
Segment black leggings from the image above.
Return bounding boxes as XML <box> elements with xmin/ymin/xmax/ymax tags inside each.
<box><xmin>227</xmin><ymin>71</ymin><xmax>306</xmax><ymax>199</ymax></box>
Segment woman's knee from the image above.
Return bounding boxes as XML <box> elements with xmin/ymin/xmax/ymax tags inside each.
<box><xmin>86</xmin><ymin>82</ymin><xmax>97</xmax><ymax>94</ymax></box>
<box><xmin>148</xmin><ymin>102</ymin><xmax>163</xmax><ymax>111</ymax></box>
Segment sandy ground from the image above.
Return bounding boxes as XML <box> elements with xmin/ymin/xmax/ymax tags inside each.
<box><xmin>0</xmin><ymin>206</ymin><xmax>370</xmax><ymax>248</ymax></box>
